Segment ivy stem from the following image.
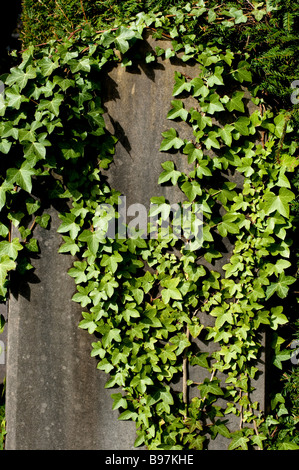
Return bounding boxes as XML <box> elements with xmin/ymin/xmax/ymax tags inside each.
<box><xmin>80</xmin><ymin>0</ymin><xmax>88</xmax><ymax>22</ymax></box>
<box><xmin>183</xmin><ymin>326</ymin><xmax>190</xmax><ymax>417</ymax></box>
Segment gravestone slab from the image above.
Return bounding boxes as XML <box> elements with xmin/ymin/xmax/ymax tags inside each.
<box><xmin>5</xmin><ymin>207</ymin><xmax>137</xmax><ymax>450</ymax></box>
<box><xmin>5</xmin><ymin>35</ymin><xmax>267</xmax><ymax>450</ymax></box>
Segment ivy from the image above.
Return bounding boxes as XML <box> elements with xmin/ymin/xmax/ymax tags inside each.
<box><xmin>0</xmin><ymin>5</ymin><xmax>298</xmax><ymax>451</ymax></box>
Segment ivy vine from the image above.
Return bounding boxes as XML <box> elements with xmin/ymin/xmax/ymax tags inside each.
<box><xmin>0</xmin><ymin>6</ymin><xmax>298</xmax><ymax>450</ymax></box>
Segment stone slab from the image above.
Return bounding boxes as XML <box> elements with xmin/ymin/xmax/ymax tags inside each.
<box><xmin>5</xmin><ymin>207</ymin><xmax>137</xmax><ymax>450</ymax></box>
<box><xmin>5</xmin><ymin>35</ymin><xmax>267</xmax><ymax>450</ymax></box>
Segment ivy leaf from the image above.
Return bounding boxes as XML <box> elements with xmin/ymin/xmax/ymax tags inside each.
<box><xmin>210</xmin><ymin>306</ymin><xmax>234</xmax><ymax>329</ymax></box>
<box><xmin>5</xmin><ymin>65</ymin><xmax>36</xmax><ymax>90</ymax></box>
<box><xmin>111</xmin><ymin>393</ymin><xmax>127</xmax><ymax>410</ymax></box>
<box><xmin>270</xmin><ymin>306</ymin><xmax>289</xmax><ymax>329</ymax></box>
<box><xmin>167</xmin><ymin>100</ymin><xmax>189</xmax><ymax>121</ymax></box>
<box><xmin>57</xmin><ymin>213</ymin><xmax>81</xmax><ymax>240</ymax></box>
<box><xmin>118</xmin><ymin>409</ymin><xmax>138</xmax><ymax>421</ymax></box>
<box><xmin>233</xmin><ymin>61</ymin><xmax>252</xmax><ymax>83</ymax></box>
<box><xmin>39</xmin><ymin>57</ymin><xmax>59</xmax><ymax>76</ymax></box>
<box><xmin>68</xmin><ymin>57</ymin><xmax>91</xmax><ymax>73</ymax></box>
<box><xmin>203</xmin><ymin>131</ymin><xmax>220</xmax><ymax>150</ymax></box>
<box><xmin>277</xmin><ymin>442</ymin><xmax>299</xmax><ymax>450</ymax></box>
<box><xmin>0</xmin><ymin>255</ymin><xmax>16</xmax><ymax>285</ymax></box>
<box><xmin>205</xmin><ymin>94</ymin><xmax>225</xmax><ymax>114</ymax></box>
<box><xmin>78</xmin><ymin>312</ymin><xmax>98</xmax><ymax>334</ymax></box>
<box><xmin>6</xmin><ymin>162</ymin><xmax>36</xmax><ymax>193</ymax></box>
<box><xmin>225</xmin><ymin>91</ymin><xmax>245</xmax><ymax>113</ymax></box>
<box><xmin>266</xmin><ymin>274</ymin><xmax>296</xmax><ymax>300</ymax></box>
<box><xmin>158</xmin><ymin>160</ymin><xmax>181</xmax><ymax>185</ymax></box>
<box><xmin>183</xmin><ymin>142</ymin><xmax>203</xmax><ymax>163</ymax></box>
<box><xmin>172</xmin><ymin>71</ymin><xmax>192</xmax><ymax>96</ymax></box>
<box><xmin>262</xmin><ymin>188</ymin><xmax>295</xmax><ymax>218</ymax></box>
<box><xmin>123</xmin><ymin>306</ymin><xmax>140</xmax><ymax>323</ymax></box>
<box><xmin>198</xmin><ymin>378</ymin><xmax>224</xmax><ymax>399</ymax></box>
<box><xmin>114</xmin><ymin>26</ymin><xmax>137</xmax><ymax>54</ymax></box>
<box><xmin>196</xmin><ymin>160</ymin><xmax>212</xmax><ymax>178</ymax></box>
<box><xmin>102</xmin><ymin>328</ymin><xmax>122</xmax><ymax>348</ymax></box>
<box><xmin>181</xmin><ymin>181</ymin><xmax>202</xmax><ymax>201</ymax></box>
<box><xmin>210</xmin><ymin>421</ymin><xmax>231</xmax><ymax>439</ymax></box>
<box><xmin>0</xmin><ymin>181</ymin><xmax>14</xmax><ymax>211</ymax></box>
<box><xmin>24</xmin><ymin>138</ymin><xmax>49</xmax><ymax>160</ymax></box>
<box><xmin>68</xmin><ymin>261</ymin><xmax>87</xmax><ymax>284</ymax></box>
<box><xmin>273</xmin><ymin>114</ymin><xmax>286</xmax><ymax>138</ymax></box>
<box><xmin>228</xmin><ymin>432</ymin><xmax>250</xmax><ymax>450</ymax></box>
<box><xmin>0</xmin><ymin>238</ymin><xmax>23</xmax><ymax>260</ymax></box>
<box><xmin>6</xmin><ymin>86</ymin><xmax>23</xmax><ymax>109</ymax></box>
<box><xmin>39</xmin><ymin>93</ymin><xmax>64</xmax><ymax>117</ymax></box>
<box><xmin>234</xmin><ymin>116</ymin><xmax>250</xmax><ymax>135</ymax></box>
<box><xmin>161</xmin><ymin>278</ymin><xmax>182</xmax><ymax>303</ymax></box>
<box><xmin>228</xmin><ymin>7</ymin><xmax>247</xmax><ymax>24</ymax></box>
<box><xmin>59</xmin><ymin>236</ymin><xmax>80</xmax><ymax>256</ymax></box>
<box><xmin>36</xmin><ymin>213</ymin><xmax>51</xmax><ymax>229</ymax></box>
<box><xmin>206</xmin><ymin>66</ymin><xmax>224</xmax><ymax>87</ymax></box>
<box><xmin>100</xmin><ymin>251</ymin><xmax>123</xmax><ymax>273</ymax></box>
<box><xmin>159</xmin><ymin>128</ymin><xmax>184</xmax><ymax>152</ymax></box>
<box><xmin>78</xmin><ymin>230</ymin><xmax>106</xmax><ymax>256</ymax></box>
<box><xmin>160</xmin><ymin>343</ymin><xmax>177</xmax><ymax>363</ymax></box>
<box><xmin>218</xmin><ymin>124</ymin><xmax>234</xmax><ymax>147</ymax></box>
<box><xmin>190</xmin><ymin>77</ymin><xmax>209</xmax><ymax>98</ymax></box>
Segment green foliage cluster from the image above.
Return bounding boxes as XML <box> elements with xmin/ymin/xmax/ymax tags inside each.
<box><xmin>0</xmin><ymin>2</ymin><xmax>297</xmax><ymax>450</ymax></box>
<box><xmin>20</xmin><ymin>0</ymin><xmax>187</xmax><ymax>46</ymax></box>
<box><xmin>0</xmin><ymin>5</ymin><xmax>298</xmax><ymax>448</ymax></box>
<box><xmin>20</xmin><ymin>0</ymin><xmax>299</xmax><ymax>110</ymax></box>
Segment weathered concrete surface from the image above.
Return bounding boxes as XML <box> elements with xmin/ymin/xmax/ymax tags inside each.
<box><xmin>102</xmin><ymin>35</ymin><xmax>197</xmax><ymax>211</ymax></box>
<box><xmin>5</xmin><ymin>207</ymin><xmax>137</xmax><ymax>450</ymax></box>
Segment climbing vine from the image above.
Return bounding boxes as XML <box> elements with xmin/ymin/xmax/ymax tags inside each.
<box><xmin>0</xmin><ymin>4</ymin><xmax>298</xmax><ymax>450</ymax></box>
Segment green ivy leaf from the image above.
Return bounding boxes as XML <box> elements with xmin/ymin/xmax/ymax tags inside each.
<box><xmin>262</xmin><ymin>188</ymin><xmax>295</xmax><ymax>218</ymax></box>
<box><xmin>111</xmin><ymin>392</ymin><xmax>127</xmax><ymax>410</ymax></box>
<box><xmin>158</xmin><ymin>160</ymin><xmax>181</xmax><ymax>185</ymax></box>
<box><xmin>39</xmin><ymin>57</ymin><xmax>59</xmax><ymax>76</ymax></box>
<box><xmin>181</xmin><ymin>180</ymin><xmax>202</xmax><ymax>201</ymax></box>
<box><xmin>225</xmin><ymin>91</ymin><xmax>245</xmax><ymax>113</ymax></box>
<box><xmin>0</xmin><ymin>238</ymin><xmax>23</xmax><ymax>260</ymax></box>
<box><xmin>233</xmin><ymin>61</ymin><xmax>252</xmax><ymax>83</ymax></box>
<box><xmin>266</xmin><ymin>274</ymin><xmax>296</xmax><ymax>300</ymax></box>
<box><xmin>114</xmin><ymin>26</ymin><xmax>137</xmax><ymax>54</ymax></box>
<box><xmin>218</xmin><ymin>124</ymin><xmax>234</xmax><ymax>147</ymax></box>
<box><xmin>79</xmin><ymin>230</ymin><xmax>101</xmax><ymax>255</ymax></box>
<box><xmin>0</xmin><ymin>255</ymin><xmax>16</xmax><ymax>285</ymax></box>
<box><xmin>234</xmin><ymin>116</ymin><xmax>250</xmax><ymax>135</ymax></box>
<box><xmin>203</xmin><ymin>131</ymin><xmax>220</xmax><ymax>150</ymax></box>
<box><xmin>228</xmin><ymin>432</ymin><xmax>250</xmax><ymax>450</ymax></box>
<box><xmin>5</xmin><ymin>65</ymin><xmax>36</xmax><ymax>90</ymax></box>
<box><xmin>159</xmin><ymin>128</ymin><xmax>184</xmax><ymax>152</ymax></box>
<box><xmin>172</xmin><ymin>72</ymin><xmax>192</xmax><ymax>96</ymax></box>
<box><xmin>167</xmin><ymin>100</ymin><xmax>189</xmax><ymax>121</ymax></box>
<box><xmin>57</xmin><ymin>213</ymin><xmax>81</xmax><ymax>240</ymax></box>
<box><xmin>6</xmin><ymin>162</ymin><xmax>36</xmax><ymax>193</ymax></box>
<box><xmin>198</xmin><ymin>378</ymin><xmax>224</xmax><ymax>399</ymax></box>
<box><xmin>161</xmin><ymin>278</ymin><xmax>182</xmax><ymax>303</ymax></box>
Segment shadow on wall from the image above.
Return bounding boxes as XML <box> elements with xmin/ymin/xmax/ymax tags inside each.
<box><xmin>0</xmin><ymin>0</ymin><xmax>22</xmax><ymax>74</ymax></box>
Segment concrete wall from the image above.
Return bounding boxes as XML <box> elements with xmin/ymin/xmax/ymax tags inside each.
<box><xmin>4</xmin><ymin>36</ymin><xmax>267</xmax><ymax>450</ymax></box>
